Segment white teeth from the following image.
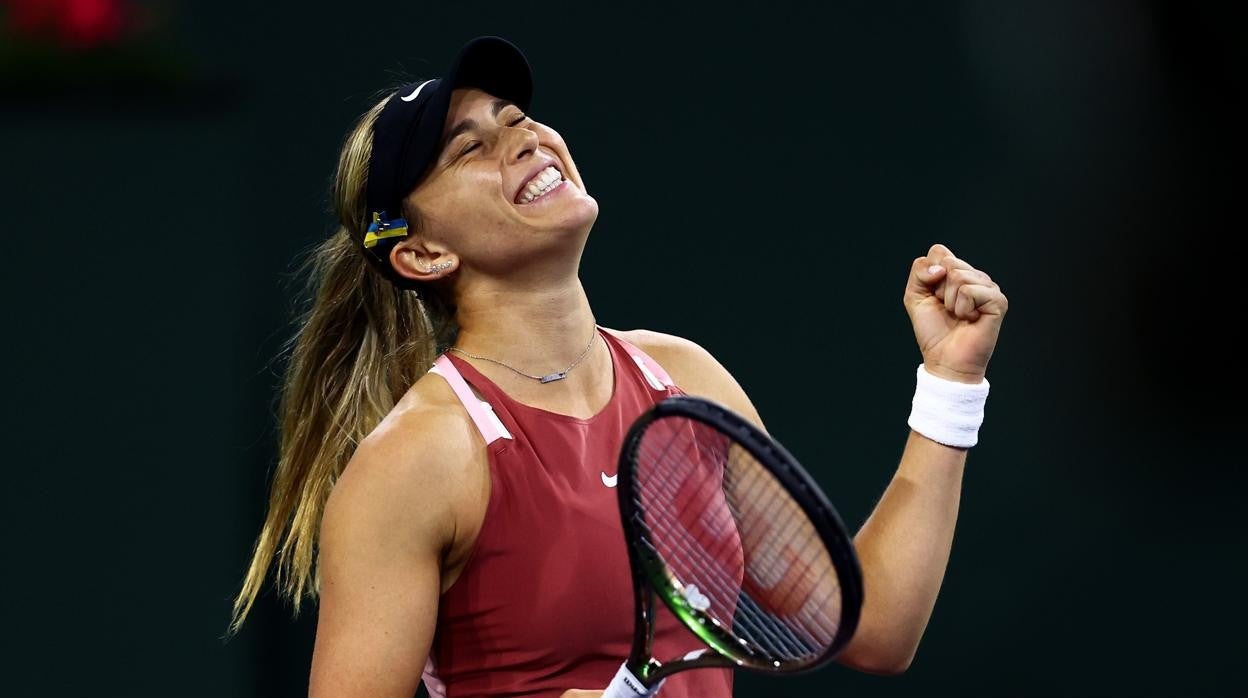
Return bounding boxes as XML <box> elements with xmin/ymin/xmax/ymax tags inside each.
<box><xmin>519</xmin><ymin>166</ymin><xmax>563</xmax><ymax>203</ymax></box>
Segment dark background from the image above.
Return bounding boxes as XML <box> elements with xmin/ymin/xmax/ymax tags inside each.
<box><xmin>3</xmin><ymin>1</ymin><xmax>1243</xmax><ymax>695</ymax></box>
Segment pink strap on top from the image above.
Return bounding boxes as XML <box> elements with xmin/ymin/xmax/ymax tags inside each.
<box><xmin>429</xmin><ymin>354</ymin><xmax>512</xmax><ymax>444</ymax></box>
<box><xmin>608</xmin><ymin>332</ymin><xmax>675</xmax><ymax>391</ymax></box>
<box><xmin>421</xmin><ymin>659</ymin><xmax>447</xmax><ymax>698</ymax></box>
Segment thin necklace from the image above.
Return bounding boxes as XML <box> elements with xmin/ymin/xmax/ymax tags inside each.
<box><xmin>449</xmin><ymin>323</ymin><xmax>598</xmax><ymax>384</ymax></box>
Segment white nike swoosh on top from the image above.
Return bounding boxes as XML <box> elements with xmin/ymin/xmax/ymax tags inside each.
<box><xmin>601</xmin><ymin>472</ymin><xmax>618</xmax><ymax>488</ymax></box>
<box><xmin>401</xmin><ymin>79</ymin><xmax>435</xmax><ymax>102</ymax></box>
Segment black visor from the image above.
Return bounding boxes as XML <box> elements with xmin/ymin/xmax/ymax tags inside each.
<box><xmin>365</xmin><ymin>36</ymin><xmax>533</xmax><ymax>233</ymax></box>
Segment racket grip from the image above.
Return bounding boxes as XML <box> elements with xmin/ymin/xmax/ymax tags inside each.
<box><xmin>601</xmin><ymin>662</ymin><xmax>658</xmax><ymax>698</ymax></box>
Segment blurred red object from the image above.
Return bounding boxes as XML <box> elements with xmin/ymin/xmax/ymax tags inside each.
<box><xmin>4</xmin><ymin>0</ymin><xmax>128</xmax><ymax>49</ymax></box>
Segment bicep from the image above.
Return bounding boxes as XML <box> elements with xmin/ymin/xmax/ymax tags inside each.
<box><xmin>308</xmin><ymin>447</ymin><xmax>452</xmax><ymax>698</ymax></box>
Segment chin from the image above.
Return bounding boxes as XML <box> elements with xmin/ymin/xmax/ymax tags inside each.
<box><xmin>539</xmin><ymin>190</ymin><xmax>599</xmax><ymax>234</ymax></box>
<box><xmin>566</xmin><ymin>193</ymin><xmax>600</xmax><ymax>229</ymax></box>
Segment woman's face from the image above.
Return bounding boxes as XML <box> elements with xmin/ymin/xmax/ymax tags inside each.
<box><xmin>398</xmin><ymin>87</ymin><xmax>599</xmax><ymax>278</ymax></box>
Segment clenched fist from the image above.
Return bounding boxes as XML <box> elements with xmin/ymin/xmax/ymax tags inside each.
<box><xmin>903</xmin><ymin>244</ymin><xmax>1009</xmax><ymax>383</ymax></box>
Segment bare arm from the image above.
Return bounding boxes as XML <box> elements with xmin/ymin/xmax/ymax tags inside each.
<box><xmin>677</xmin><ymin>347</ymin><xmax>969</xmax><ymax>674</ymax></box>
<box><xmin>832</xmin><ymin>432</ymin><xmax>965</xmax><ymax>674</ymax></box>
<box><xmin>833</xmin><ymin>244</ymin><xmax>1008</xmax><ymax>674</ymax></box>
<box><xmin>308</xmin><ymin>411</ymin><xmax>466</xmax><ymax>697</ymax></box>
<box><xmin>617</xmin><ymin>328</ymin><xmax>979</xmax><ymax>676</ymax></box>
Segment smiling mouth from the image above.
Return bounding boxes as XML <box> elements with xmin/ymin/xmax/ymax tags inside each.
<box><xmin>516</xmin><ymin>165</ymin><xmax>565</xmax><ymax>204</ymax></box>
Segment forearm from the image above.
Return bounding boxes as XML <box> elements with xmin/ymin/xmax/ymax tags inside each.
<box><xmin>837</xmin><ymin>430</ymin><xmax>967</xmax><ymax>674</ymax></box>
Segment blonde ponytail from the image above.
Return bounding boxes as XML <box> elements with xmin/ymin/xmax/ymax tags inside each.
<box><xmin>228</xmin><ymin>95</ymin><xmax>453</xmax><ymax>635</ymax></box>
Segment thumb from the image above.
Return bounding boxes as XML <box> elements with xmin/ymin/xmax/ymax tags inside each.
<box><xmin>903</xmin><ymin>256</ymin><xmax>946</xmax><ymax>312</ymax></box>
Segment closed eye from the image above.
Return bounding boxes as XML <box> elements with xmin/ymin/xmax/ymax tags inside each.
<box><xmin>454</xmin><ymin>114</ymin><xmax>526</xmax><ymax>160</ymax></box>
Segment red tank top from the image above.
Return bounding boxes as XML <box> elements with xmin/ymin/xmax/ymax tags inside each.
<box><xmin>421</xmin><ymin>328</ymin><xmax>734</xmax><ymax>698</ymax></box>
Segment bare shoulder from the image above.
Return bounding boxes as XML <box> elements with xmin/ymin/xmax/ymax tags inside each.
<box><xmin>312</xmin><ymin>373</ymin><xmax>483</xmax><ymax>696</ymax></box>
<box><xmin>605</xmin><ymin>327</ymin><xmax>766</xmax><ymax>430</ymax></box>
<box><xmin>323</xmin><ymin>371</ymin><xmax>484</xmax><ymax>558</ymax></box>
<box><xmin>608</xmin><ymin>327</ymin><xmax>707</xmax><ymax>370</ymax></box>
<box><xmin>605</xmin><ymin>327</ymin><xmax>726</xmax><ymax>392</ymax></box>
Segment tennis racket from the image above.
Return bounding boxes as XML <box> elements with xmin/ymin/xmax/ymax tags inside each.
<box><xmin>601</xmin><ymin>396</ymin><xmax>864</xmax><ymax>697</ymax></box>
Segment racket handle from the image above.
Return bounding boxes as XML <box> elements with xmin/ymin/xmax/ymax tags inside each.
<box><xmin>601</xmin><ymin>662</ymin><xmax>659</xmax><ymax>698</ymax></box>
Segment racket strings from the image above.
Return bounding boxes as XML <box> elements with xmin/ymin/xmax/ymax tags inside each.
<box><xmin>632</xmin><ymin>417</ymin><xmax>844</xmax><ymax>665</ymax></box>
<box><xmin>633</xmin><ymin>425</ymin><xmax>783</xmax><ymax>644</ymax></box>
<box><xmin>635</xmin><ymin>442</ymin><xmax>836</xmax><ymax>658</ymax></box>
<box><xmin>632</xmin><ymin>523</ymin><xmax>817</xmax><ymax>660</ymax></box>
<box><xmin>720</xmin><ymin>453</ymin><xmax>842</xmax><ymax>636</ymax></box>
<box><xmin>634</xmin><ymin>438</ymin><xmax>826</xmax><ymax>661</ymax></box>
<box><xmin>634</xmin><ymin>446</ymin><xmax>837</xmax><ymax>662</ymax></box>
<box><xmin>631</xmin><ymin>474</ymin><xmax>820</xmax><ymax>659</ymax></box>
<box><xmin>687</xmin><ymin>484</ymin><xmax>840</xmax><ymax>656</ymax></box>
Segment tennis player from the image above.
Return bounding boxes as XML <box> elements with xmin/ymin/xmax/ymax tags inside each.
<box><xmin>229</xmin><ymin>36</ymin><xmax>1008</xmax><ymax>697</ymax></box>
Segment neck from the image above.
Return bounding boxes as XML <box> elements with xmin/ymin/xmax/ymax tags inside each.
<box><xmin>452</xmin><ymin>278</ymin><xmax>598</xmax><ymax>375</ymax></box>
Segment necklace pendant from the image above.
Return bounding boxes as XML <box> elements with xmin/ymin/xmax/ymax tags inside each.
<box><xmin>539</xmin><ymin>371</ymin><xmax>568</xmax><ymax>384</ymax></box>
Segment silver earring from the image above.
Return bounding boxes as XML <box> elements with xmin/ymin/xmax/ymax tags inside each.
<box><xmin>425</xmin><ymin>261</ymin><xmax>453</xmax><ymax>273</ymax></box>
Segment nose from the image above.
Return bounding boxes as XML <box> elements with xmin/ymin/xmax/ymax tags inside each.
<box><xmin>501</xmin><ymin>125</ymin><xmax>538</xmax><ymax>165</ymax></box>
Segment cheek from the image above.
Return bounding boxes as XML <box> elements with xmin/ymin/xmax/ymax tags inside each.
<box><xmin>415</xmin><ymin>173</ymin><xmax>513</xmax><ymax>241</ymax></box>
<box><xmin>533</xmin><ymin>124</ymin><xmax>568</xmax><ymax>150</ymax></box>
<box><xmin>422</xmin><ymin>170</ymin><xmax>504</xmax><ymax>212</ymax></box>
<box><xmin>541</xmin><ymin>139</ymin><xmax>575</xmax><ymax>171</ymax></box>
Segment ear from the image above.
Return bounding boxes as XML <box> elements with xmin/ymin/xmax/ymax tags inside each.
<box><xmin>388</xmin><ymin>237</ymin><xmax>458</xmax><ymax>284</ymax></box>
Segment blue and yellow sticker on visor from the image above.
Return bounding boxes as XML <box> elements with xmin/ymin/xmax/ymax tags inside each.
<box><xmin>363</xmin><ymin>211</ymin><xmax>409</xmax><ymax>249</ymax></box>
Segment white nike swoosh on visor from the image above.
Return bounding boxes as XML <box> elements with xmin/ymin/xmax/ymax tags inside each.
<box><xmin>601</xmin><ymin>472</ymin><xmax>618</xmax><ymax>488</ymax></box>
<box><xmin>401</xmin><ymin>79</ymin><xmax>436</xmax><ymax>102</ymax></box>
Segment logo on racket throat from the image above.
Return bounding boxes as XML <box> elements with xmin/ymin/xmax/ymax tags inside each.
<box><xmin>601</xmin><ymin>471</ymin><xmax>618</xmax><ymax>488</ymax></box>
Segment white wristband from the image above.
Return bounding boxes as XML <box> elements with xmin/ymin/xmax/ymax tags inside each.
<box><xmin>907</xmin><ymin>364</ymin><xmax>990</xmax><ymax>448</ymax></box>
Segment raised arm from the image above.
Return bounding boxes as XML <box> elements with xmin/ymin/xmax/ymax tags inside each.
<box><xmin>308</xmin><ymin>409</ymin><xmax>470</xmax><ymax>697</ymax></box>
<box><xmin>837</xmin><ymin>244</ymin><xmax>1006</xmax><ymax>674</ymax></box>
<box><xmin>618</xmin><ymin>244</ymin><xmax>1008</xmax><ymax>676</ymax></box>
<box><xmin>624</xmin><ymin>333</ymin><xmax>955</xmax><ymax>675</ymax></box>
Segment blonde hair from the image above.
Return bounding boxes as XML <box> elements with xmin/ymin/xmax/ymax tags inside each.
<box><xmin>227</xmin><ymin>94</ymin><xmax>455</xmax><ymax>636</ymax></box>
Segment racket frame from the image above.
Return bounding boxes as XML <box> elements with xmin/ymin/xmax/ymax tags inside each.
<box><xmin>616</xmin><ymin>395</ymin><xmax>864</xmax><ymax>686</ymax></box>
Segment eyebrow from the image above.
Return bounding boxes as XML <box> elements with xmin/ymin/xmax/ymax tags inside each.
<box><xmin>440</xmin><ymin>99</ymin><xmax>517</xmax><ymax>153</ymax></box>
